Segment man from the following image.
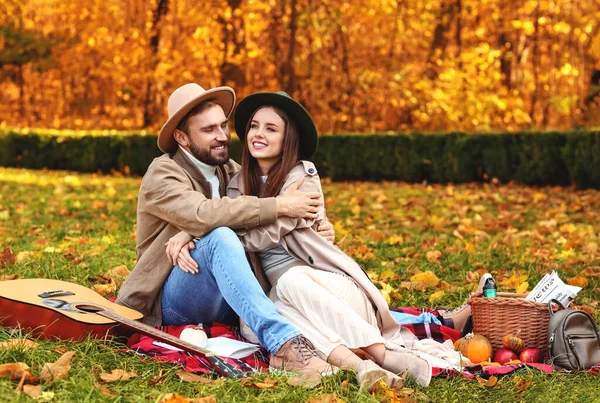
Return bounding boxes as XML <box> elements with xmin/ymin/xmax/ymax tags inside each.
<box><xmin>116</xmin><ymin>83</ymin><xmax>334</xmax><ymax>374</ymax></box>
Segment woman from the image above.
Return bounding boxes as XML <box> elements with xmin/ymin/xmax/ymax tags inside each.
<box><xmin>167</xmin><ymin>92</ymin><xmax>470</xmax><ymax>389</ymax></box>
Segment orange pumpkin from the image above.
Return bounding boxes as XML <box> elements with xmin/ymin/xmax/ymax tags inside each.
<box><xmin>502</xmin><ymin>334</ymin><xmax>524</xmax><ymax>353</ymax></box>
<box><xmin>454</xmin><ymin>333</ymin><xmax>493</xmax><ymax>364</ymax></box>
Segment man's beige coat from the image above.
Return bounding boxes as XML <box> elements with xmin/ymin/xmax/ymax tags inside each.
<box><xmin>116</xmin><ymin>149</ymin><xmax>277</xmax><ymax>325</ymax></box>
<box><xmin>227</xmin><ymin>161</ymin><xmax>419</xmax><ymax>349</ymax></box>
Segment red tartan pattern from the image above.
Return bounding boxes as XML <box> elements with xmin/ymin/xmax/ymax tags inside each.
<box><xmin>127</xmin><ymin>323</ymin><xmax>269</xmax><ymax>374</ymax></box>
<box><xmin>126</xmin><ymin>312</ymin><xmax>599</xmax><ymax>379</ymax></box>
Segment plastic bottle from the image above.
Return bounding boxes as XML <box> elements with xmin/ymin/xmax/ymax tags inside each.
<box><xmin>482</xmin><ymin>277</ymin><xmax>497</xmax><ymax>298</ymax></box>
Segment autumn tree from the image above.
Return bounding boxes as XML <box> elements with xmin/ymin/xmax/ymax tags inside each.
<box><xmin>0</xmin><ymin>0</ymin><xmax>599</xmax><ymax>133</ymax></box>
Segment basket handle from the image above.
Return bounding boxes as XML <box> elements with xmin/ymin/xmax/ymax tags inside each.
<box><xmin>548</xmin><ymin>299</ymin><xmax>565</xmax><ymax>316</ymax></box>
<box><xmin>496</xmin><ymin>292</ymin><xmax>528</xmax><ymax>298</ymax></box>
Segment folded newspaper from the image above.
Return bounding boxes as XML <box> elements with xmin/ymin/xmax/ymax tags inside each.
<box><xmin>525</xmin><ymin>270</ymin><xmax>582</xmax><ymax>307</ymax></box>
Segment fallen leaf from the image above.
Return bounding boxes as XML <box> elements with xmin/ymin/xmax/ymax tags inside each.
<box><xmin>92</xmin><ymin>280</ymin><xmax>117</xmax><ymax>296</ymax></box>
<box><xmin>513</xmin><ymin>375</ymin><xmax>532</xmax><ymax>389</ymax></box>
<box><xmin>386</xmin><ymin>235</ymin><xmax>404</xmax><ymax>245</ymax></box>
<box><xmin>176</xmin><ymin>371</ymin><xmax>213</xmax><ymax>383</ymax></box>
<box><xmin>379</xmin><ymin>282</ymin><xmax>393</xmax><ymax>304</ymax></box>
<box><xmin>409</xmin><ymin>271</ymin><xmax>440</xmax><ymax>288</ymax></box>
<box><xmin>476</xmin><ymin>375</ymin><xmax>498</xmax><ymax>387</ymax></box>
<box><xmin>33</xmin><ymin>238</ymin><xmax>49</xmax><ymax>247</ymax></box>
<box><xmin>286</xmin><ymin>370</ymin><xmax>322</xmax><ymax>389</ymax></box>
<box><xmin>571</xmin><ymin>304</ymin><xmax>596</xmax><ymax>315</ymax></box>
<box><xmin>22</xmin><ymin>384</ymin><xmax>42</xmax><ymax>398</ymax></box>
<box><xmin>0</xmin><ymin>274</ymin><xmax>19</xmax><ymax>281</ymax></box>
<box><xmin>99</xmin><ymin>369</ymin><xmax>138</xmax><ymax>382</ymax></box>
<box><xmin>40</xmin><ymin>351</ymin><xmax>75</xmax><ymax>382</ymax></box>
<box><xmin>426</xmin><ymin>250</ymin><xmax>442</xmax><ymax>263</ymax></box>
<box><xmin>500</xmin><ymin>272</ymin><xmax>529</xmax><ymax>291</ymax></box>
<box><xmin>159</xmin><ymin>393</ymin><xmax>189</xmax><ymax>403</ymax></box>
<box><xmin>307</xmin><ymin>393</ymin><xmax>346</xmax><ymax>403</ymax></box>
<box><xmin>241</xmin><ymin>376</ymin><xmax>278</xmax><ymax>389</ymax></box>
<box><xmin>0</xmin><ymin>247</ymin><xmax>16</xmax><ymax>267</ymax></box>
<box><xmin>567</xmin><ymin>276</ymin><xmax>588</xmax><ymax>288</ymax></box>
<box><xmin>189</xmin><ymin>396</ymin><xmax>217</xmax><ymax>403</ymax></box>
<box><xmin>371</xmin><ymin>378</ymin><xmax>401</xmax><ymax>400</ymax></box>
<box><xmin>0</xmin><ymin>339</ymin><xmax>40</xmax><ymax>350</ymax></box>
<box><xmin>95</xmin><ymin>383</ymin><xmax>116</xmax><ymax>397</ymax></box>
<box><xmin>400</xmin><ymin>281</ymin><xmax>428</xmax><ymax>292</ymax></box>
<box><xmin>16</xmin><ymin>251</ymin><xmax>38</xmax><ymax>262</ymax></box>
<box><xmin>92</xmin><ymin>200</ymin><xmax>107</xmax><ymax>209</ymax></box>
<box><xmin>258</xmin><ymin>376</ymin><xmax>278</xmax><ymax>387</ymax></box>
<box><xmin>428</xmin><ymin>290</ymin><xmax>445</xmax><ymax>305</ymax></box>
<box><xmin>380</xmin><ymin>268</ymin><xmax>396</xmax><ymax>282</ymax></box>
<box><xmin>0</xmin><ymin>362</ymin><xmax>38</xmax><ymax>383</ymax></box>
<box><xmin>453</xmin><ymin>230</ymin><xmax>465</xmax><ymax>240</ymax></box>
<box><xmin>150</xmin><ymin>369</ymin><xmax>167</xmax><ymax>385</ymax></box>
<box><xmin>465</xmin><ymin>271</ymin><xmax>480</xmax><ymax>284</ymax></box>
<box><xmin>515</xmin><ymin>281</ymin><xmax>529</xmax><ymax>294</ymax></box>
<box><xmin>158</xmin><ymin>393</ymin><xmax>217</xmax><ymax>403</ymax></box>
<box><xmin>254</xmin><ymin>382</ymin><xmax>277</xmax><ymax>389</ymax></box>
<box><xmin>479</xmin><ymin>361</ymin><xmax>501</xmax><ymax>366</ymax></box>
<box><xmin>580</xmin><ymin>266</ymin><xmax>600</xmax><ymax>277</ymax></box>
<box><xmin>103</xmin><ymin>265</ymin><xmax>130</xmax><ymax>286</ymax></box>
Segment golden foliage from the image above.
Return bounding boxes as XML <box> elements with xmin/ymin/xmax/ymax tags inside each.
<box><xmin>1</xmin><ymin>0</ymin><xmax>599</xmax><ymax>132</ymax></box>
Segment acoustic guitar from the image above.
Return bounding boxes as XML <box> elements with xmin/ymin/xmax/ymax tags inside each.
<box><xmin>0</xmin><ymin>278</ymin><xmax>247</xmax><ymax>378</ymax></box>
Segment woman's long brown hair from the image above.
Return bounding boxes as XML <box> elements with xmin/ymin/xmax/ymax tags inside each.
<box><xmin>241</xmin><ymin>106</ymin><xmax>300</xmax><ymax>198</ymax></box>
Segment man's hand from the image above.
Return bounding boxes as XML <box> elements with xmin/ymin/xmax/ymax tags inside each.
<box><xmin>316</xmin><ymin>220</ymin><xmax>335</xmax><ymax>244</ymax></box>
<box><xmin>276</xmin><ymin>178</ymin><xmax>322</xmax><ymax>219</ymax></box>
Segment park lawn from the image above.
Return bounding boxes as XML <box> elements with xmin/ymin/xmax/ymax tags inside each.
<box><xmin>0</xmin><ymin>166</ymin><xmax>599</xmax><ymax>402</ymax></box>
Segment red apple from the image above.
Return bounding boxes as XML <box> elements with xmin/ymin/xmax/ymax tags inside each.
<box><xmin>519</xmin><ymin>348</ymin><xmax>543</xmax><ymax>364</ymax></box>
<box><xmin>494</xmin><ymin>347</ymin><xmax>518</xmax><ymax>364</ymax></box>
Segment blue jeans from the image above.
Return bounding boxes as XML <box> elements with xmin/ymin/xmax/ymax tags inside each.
<box><xmin>161</xmin><ymin>227</ymin><xmax>300</xmax><ymax>354</ymax></box>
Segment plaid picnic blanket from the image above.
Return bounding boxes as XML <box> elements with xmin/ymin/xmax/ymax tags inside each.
<box><xmin>126</xmin><ymin>307</ymin><xmax>600</xmax><ymax>378</ymax></box>
<box><xmin>127</xmin><ymin>322</ymin><xmax>270</xmax><ymax>374</ymax></box>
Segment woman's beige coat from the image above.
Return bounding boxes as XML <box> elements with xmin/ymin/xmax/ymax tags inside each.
<box><xmin>227</xmin><ymin>160</ymin><xmax>419</xmax><ymax>349</ymax></box>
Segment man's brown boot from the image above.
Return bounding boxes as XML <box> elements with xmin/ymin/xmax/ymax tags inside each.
<box><xmin>269</xmin><ymin>335</ymin><xmax>336</xmax><ymax>375</ymax></box>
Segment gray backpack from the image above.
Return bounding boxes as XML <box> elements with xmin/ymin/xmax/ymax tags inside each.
<box><xmin>547</xmin><ymin>299</ymin><xmax>600</xmax><ymax>370</ymax></box>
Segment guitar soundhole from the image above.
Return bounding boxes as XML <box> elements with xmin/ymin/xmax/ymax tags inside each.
<box><xmin>74</xmin><ymin>304</ymin><xmax>104</xmax><ymax>313</ymax></box>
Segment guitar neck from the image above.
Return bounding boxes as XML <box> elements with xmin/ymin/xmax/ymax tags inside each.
<box><xmin>97</xmin><ymin>309</ymin><xmax>215</xmax><ymax>357</ymax></box>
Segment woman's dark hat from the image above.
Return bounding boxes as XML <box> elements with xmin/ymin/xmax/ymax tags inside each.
<box><xmin>234</xmin><ymin>91</ymin><xmax>318</xmax><ymax>159</ymax></box>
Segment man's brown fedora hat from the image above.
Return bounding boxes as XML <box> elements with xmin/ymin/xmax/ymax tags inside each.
<box><xmin>158</xmin><ymin>83</ymin><xmax>236</xmax><ymax>153</ymax></box>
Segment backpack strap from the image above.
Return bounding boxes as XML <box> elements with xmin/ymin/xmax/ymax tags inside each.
<box><xmin>548</xmin><ymin>299</ymin><xmax>566</xmax><ymax>316</ymax></box>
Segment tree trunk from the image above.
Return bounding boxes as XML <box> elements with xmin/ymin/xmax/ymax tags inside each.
<box><xmin>18</xmin><ymin>64</ymin><xmax>25</xmax><ymax>119</ymax></box>
<box><xmin>425</xmin><ymin>0</ymin><xmax>460</xmax><ymax>79</ymax></box>
<box><xmin>142</xmin><ymin>0</ymin><xmax>169</xmax><ymax>128</ymax></box>
<box><xmin>219</xmin><ymin>0</ymin><xmax>247</xmax><ymax>88</ymax></box>
<box><xmin>282</xmin><ymin>0</ymin><xmax>298</xmax><ymax>94</ymax></box>
<box><xmin>454</xmin><ymin>0</ymin><xmax>462</xmax><ymax>61</ymax></box>
<box><xmin>529</xmin><ymin>0</ymin><xmax>540</xmax><ymax>125</ymax></box>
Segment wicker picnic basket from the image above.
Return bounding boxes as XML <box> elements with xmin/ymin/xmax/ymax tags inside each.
<box><xmin>468</xmin><ymin>293</ymin><xmax>554</xmax><ymax>359</ymax></box>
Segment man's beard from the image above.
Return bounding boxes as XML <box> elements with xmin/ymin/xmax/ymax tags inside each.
<box><xmin>189</xmin><ymin>142</ymin><xmax>229</xmax><ymax>166</ymax></box>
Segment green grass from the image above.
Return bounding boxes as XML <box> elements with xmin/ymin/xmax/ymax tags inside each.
<box><xmin>1</xmin><ymin>167</ymin><xmax>599</xmax><ymax>402</ymax></box>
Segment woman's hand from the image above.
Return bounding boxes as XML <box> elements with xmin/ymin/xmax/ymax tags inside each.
<box><xmin>165</xmin><ymin>232</ymin><xmax>198</xmax><ymax>274</ymax></box>
<box><xmin>316</xmin><ymin>220</ymin><xmax>335</xmax><ymax>244</ymax></box>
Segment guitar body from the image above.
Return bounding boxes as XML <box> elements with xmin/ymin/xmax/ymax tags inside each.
<box><xmin>0</xmin><ymin>279</ymin><xmax>248</xmax><ymax>378</ymax></box>
<box><xmin>0</xmin><ymin>279</ymin><xmax>143</xmax><ymax>341</ymax></box>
